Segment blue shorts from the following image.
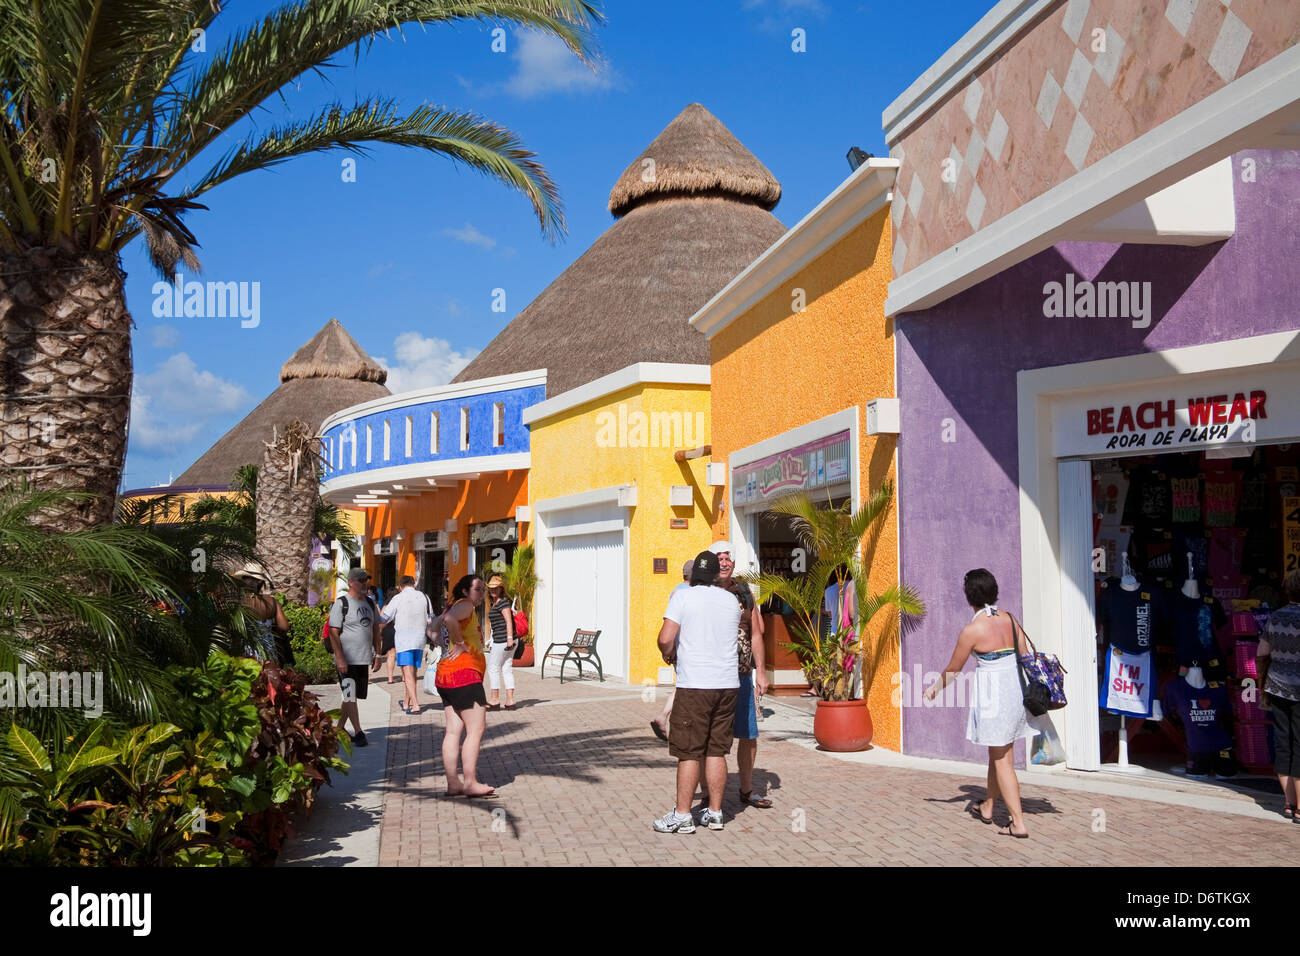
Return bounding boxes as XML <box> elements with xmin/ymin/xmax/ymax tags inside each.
<box><xmin>734</xmin><ymin>672</ymin><xmax>758</xmax><ymax>739</ymax></box>
<box><xmin>396</xmin><ymin>649</ymin><xmax>422</xmax><ymax>669</ymax></box>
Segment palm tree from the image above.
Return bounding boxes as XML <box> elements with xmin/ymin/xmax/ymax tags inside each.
<box><xmin>0</xmin><ymin>0</ymin><xmax>603</xmax><ymax>528</ymax></box>
<box><xmin>255</xmin><ymin>420</ymin><xmax>319</xmax><ymax>603</ymax></box>
<box><xmin>749</xmin><ymin>481</ymin><xmax>924</xmax><ymax>700</ymax></box>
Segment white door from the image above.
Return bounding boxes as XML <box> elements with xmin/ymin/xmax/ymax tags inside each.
<box><xmin>551</xmin><ymin>531</ymin><xmax>627</xmax><ymax>679</ymax></box>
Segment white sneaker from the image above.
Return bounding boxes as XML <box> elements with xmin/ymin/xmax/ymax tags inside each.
<box><xmin>652</xmin><ymin>809</ymin><xmax>696</xmax><ymax>834</ymax></box>
<box><xmin>697</xmin><ymin>808</ymin><xmax>724</xmax><ymax>831</ymax></box>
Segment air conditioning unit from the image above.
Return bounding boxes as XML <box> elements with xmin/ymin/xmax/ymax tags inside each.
<box><xmin>372</xmin><ymin>537</ymin><xmax>396</xmax><ymax>555</ymax></box>
<box><xmin>415</xmin><ymin>530</ymin><xmax>446</xmax><ymax>551</ymax></box>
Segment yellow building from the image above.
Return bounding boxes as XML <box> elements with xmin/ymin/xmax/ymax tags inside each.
<box><xmin>525</xmin><ymin>365</ymin><xmax>714</xmax><ymax>684</ymax></box>
<box><xmin>690</xmin><ymin>159</ymin><xmax>904</xmax><ymax>747</ymax></box>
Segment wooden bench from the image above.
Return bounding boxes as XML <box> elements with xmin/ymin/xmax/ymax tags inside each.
<box><xmin>540</xmin><ymin>628</ymin><xmax>604</xmax><ymax>683</ymax></box>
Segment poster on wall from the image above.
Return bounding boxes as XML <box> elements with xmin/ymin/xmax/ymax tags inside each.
<box><xmin>1284</xmin><ymin>496</ymin><xmax>1300</xmax><ymax>576</ymax></box>
<box><xmin>733</xmin><ymin>431</ymin><xmax>851</xmax><ymax>508</ymax></box>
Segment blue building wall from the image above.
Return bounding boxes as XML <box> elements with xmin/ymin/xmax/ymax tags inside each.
<box><xmin>322</xmin><ymin>383</ymin><xmax>543</xmax><ymax>479</ymax></box>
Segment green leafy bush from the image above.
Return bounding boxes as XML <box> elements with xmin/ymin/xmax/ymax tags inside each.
<box><xmin>282</xmin><ymin>599</ymin><xmax>336</xmax><ymax>684</ymax></box>
<box><xmin>0</xmin><ymin>652</ymin><xmax>348</xmax><ymax>866</ymax></box>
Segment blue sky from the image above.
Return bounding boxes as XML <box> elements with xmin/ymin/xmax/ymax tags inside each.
<box><xmin>122</xmin><ymin>0</ymin><xmax>991</xmax><ymax>490</ymax></box>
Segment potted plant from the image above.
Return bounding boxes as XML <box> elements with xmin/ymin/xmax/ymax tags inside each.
<box><xmin>500</xmin><ymin>543</ymin><xmax>539</xmax><ymax>667</ymax></box>
<box><xmin>750</xmin><ymin>480</ymin><xmax>923</xmax><ymax>752</ymax></box>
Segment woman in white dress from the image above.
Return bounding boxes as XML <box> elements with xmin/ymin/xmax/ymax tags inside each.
<box><xmin>924</xmin><ymin>569</ymin><xmax>1035</xmax><ymax>839</ymax></box>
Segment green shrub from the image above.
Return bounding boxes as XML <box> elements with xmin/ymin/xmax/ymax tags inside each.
<box><xmin>282</xmin><ymin>599</ymin><xmax>336</xmax><ymax>684</ymax></box>
<box><xmin>0</xmin><ymin>651</ymin><xmax>348</xmax><ymax>866</ymax></box>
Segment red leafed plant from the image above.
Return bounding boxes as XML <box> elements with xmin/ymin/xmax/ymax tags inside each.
<box><xmin>248</xmin><ymin>662</ymin><xmax>347</xmax><ymax>816</ymax></box>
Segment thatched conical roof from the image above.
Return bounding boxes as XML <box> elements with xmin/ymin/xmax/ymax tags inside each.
<box><xmin>453</xmin><ymin>104</ymin><xmax>785</xmax><ymax>397</ymax></box>
<box><xmin>608</xmin><ymin>103</ymin><xmax>781</xmax><ymax>216</ymax></box>
<box><xmin>280</xmin><ymin>317</ymin><xmax>387</xmax><ymax>384</ymax></box>
<box><xmin>174</xmin><ymin>319</ymin><xmax>390</xmax><ymax>487</ymax></box>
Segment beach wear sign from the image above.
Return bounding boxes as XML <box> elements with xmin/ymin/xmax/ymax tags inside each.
<box><xmin>732</xmin><ymin>431</ymin><xmax>850</xmax><ymax>507</ymax></box>
<box><xmin>1051</xmin><ymin>364</ymin><xmax>1300</xmax><ymax>458</ymax></box>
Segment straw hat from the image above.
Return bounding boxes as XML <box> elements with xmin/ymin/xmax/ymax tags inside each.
<box><xmin>486</xmin><ymin>575</ymin><xmax>505</xmax><ymax>590</ymax></box>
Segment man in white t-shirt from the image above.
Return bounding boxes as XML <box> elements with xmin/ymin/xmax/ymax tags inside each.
<box><xmin>382</xmin><ymin>575</ymin><xmax>432</xmax><ymax>715</ymax></box>
<box><xmin>652</xmin><ymin>550</ymin><xmax>741</xmax><ymax>834</ymax></box>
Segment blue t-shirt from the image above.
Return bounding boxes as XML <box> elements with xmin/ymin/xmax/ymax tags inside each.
<box><xmin>1162</xmin><ymin>677</ymin><xmax>1231</xmax><ymax>754</ymax></box>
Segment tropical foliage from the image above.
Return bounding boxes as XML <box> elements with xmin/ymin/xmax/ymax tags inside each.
<box><xmin>0</xmin><ymin>0</ymin><xmax>603</xmax><ymax>524</ymax></box>
<box><xmin>500</xmin><ymin>543</ymin><xmax>539</xmax><ymax>644</ymax></box>
<box><xmin>749</xmin><ymin>481</ymin><xmax>924</xmax><ymax>701</ymax></box>
<box><xmin>0</xmin><ymin>652</ymin><xmax>347</xmax><ymax>866</ymax></box>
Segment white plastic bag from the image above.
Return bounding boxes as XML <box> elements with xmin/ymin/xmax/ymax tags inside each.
<box><xmin>423</xmin><ymin>645</ymin><xmax>441</xmax><ymax>696</ymax></box>
<box><xmin>1029</xmin><ymin>720</ymin><xmax>1066</xmax><ymax>765</ymax></box>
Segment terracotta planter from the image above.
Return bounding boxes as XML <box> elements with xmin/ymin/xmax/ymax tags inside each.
<box><xmin>515</xmin><ymin>644</ymin><xmax>534</xmax><ymax>667</ymax></box>
<box><xmin>813</xmin><ymin>699</ymin><xmax>873</xmax><ymax>752</ymax></box>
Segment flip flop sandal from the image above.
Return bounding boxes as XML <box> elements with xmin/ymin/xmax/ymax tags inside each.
<box><xmin>966</xmin><ymin>800</ymin><xmax>994</xmax><ymax>825</ymax></box>
<box><xmin>998</xmin><ymin>826</ymin><xmax>1029</xmax><ymax>839</ymax></box>
<box><xmin>1284</xmin><ymin>805</ymin><xmax>1296</xmax><ymax>820</ymax></box>
<box><xmin>465</xmin><ymin>790</ymin><xmax>498</xmax><ymax>799</ymax></box>
<box><xmin>740</xmin><ymin>791</ymin><xmax>773</xmax><ymax>808</ymax></box>
<box><xmin>650</xmin><ymin>720</ymin><xmax>668</xmax><ymax>742</ymax></box>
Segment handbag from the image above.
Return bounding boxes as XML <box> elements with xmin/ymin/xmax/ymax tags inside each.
<box><xmin>511</xmin><ymin>597</ymin><xmax>529</xmax><ymax>639</ymax></box>
<box><xmin>1010</xmin><ymin>614</ymin><xmax>1067</xmax><ymax>716</ymax></box>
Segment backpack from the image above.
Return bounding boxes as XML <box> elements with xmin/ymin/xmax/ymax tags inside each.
<box><xmin>320</xmin><ymin>595</ymin><xmax>376</xmax><ymax>647</ymax></box>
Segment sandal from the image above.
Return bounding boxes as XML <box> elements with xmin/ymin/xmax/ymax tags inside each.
<box><xmin>739</xmin><ymin>790</ymin><xmax>773</xmax><ymax>808</ymax></box>
<box><xmin>650</xmin><ymin>720</ymin><xmax>668</xmax><ymax>742</ymax></box>
<box><xmin>1284</xmin><ymin>805</ymin><xmax>1296</xmax><ymax>820</ymax></box>
<box><xmin>997</xmin><ymin>825</ymin><xmax>1029</xmax><ymax>839</ymax></box>
<box><xmin>966</xmin><ymin>800</ymin><xmax>994</xmax><ymax>825</ymax></box>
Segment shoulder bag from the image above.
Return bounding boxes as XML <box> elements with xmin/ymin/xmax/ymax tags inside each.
<box><xmin>1010</xmin><ymin>613</ymin><xmax>1067</xmax><ymax>716</ymax></box>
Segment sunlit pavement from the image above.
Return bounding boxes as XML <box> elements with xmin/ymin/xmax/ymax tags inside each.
<box><xmin>300</xmin><ymin>668</ymin><xmax>1298</xmax><ymax>867</ymax></box>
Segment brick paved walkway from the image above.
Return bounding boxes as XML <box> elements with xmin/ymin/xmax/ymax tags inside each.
<box><xmin>372</xmin><ymin>669</ymin><xmax>1299</xmax><ymax>866</ymax></box>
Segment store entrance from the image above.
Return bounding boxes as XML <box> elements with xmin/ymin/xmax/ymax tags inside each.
<box><xmin>420</xmin><ymin>550</ymin><xmax>447</xmax><ymax>613</ymax></box>
<box><xmin>1088</xmin><ymin>443</ymin><xmax>1298</xmax><ymax>787</ymax></box>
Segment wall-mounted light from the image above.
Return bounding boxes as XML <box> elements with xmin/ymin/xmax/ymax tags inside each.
<box><xmin>515</xmin><ymin>506</ymin><xmax>531</xmax><ymax>523</ymax></box>
<box><xmin>617</xmin><ymin>485</ymin><xmax>637</xmax><ymax>508</ymax></box>
<box><xmin>669</xmin><ymin>486</ymin><xmax>693</xmax><ymax>507</ymax></box>
<box><xmin>444</xmin><ymin>518</ymin><xmax>458</xmax><ymax>533</ymax></box>
<box><xmin>706</xmin><ymin>462</ymin><xmax>726</xmax><ymax>487</ymax></box>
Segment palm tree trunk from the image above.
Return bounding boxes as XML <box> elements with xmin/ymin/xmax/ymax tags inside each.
<box><xmin>0</xmin><ymin>247</ymin><xmax>131</xmax><ymax>529</ymax></box>
<box><xmin>256</xmin><ymin>423</ymin><xmax>319</xmax><ymax>603</ymax></box>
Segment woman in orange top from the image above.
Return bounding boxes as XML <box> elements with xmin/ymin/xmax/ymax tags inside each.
<box><xmin>435</xmin><ymin>574</ymin><xmax>495</xmax><ymax>797</ymax></box>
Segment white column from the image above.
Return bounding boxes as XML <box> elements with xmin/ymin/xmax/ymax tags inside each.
<box><xmin>1058</xmin><ymin>458</ymin><xmax>1100</xmax><ymax>770</ymax></box>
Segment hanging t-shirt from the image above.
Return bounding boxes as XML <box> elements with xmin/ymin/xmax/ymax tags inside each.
<box><xmin>1203</xmin><ymin>472</ymin><xmax>1243</xmax><ymax>527</ymax></box>
<box><xmin>1169</xmin><ymin>592</ymin><xmax>1227</xmax><ymax>671</ymax></box>
<box><xmin>1162</xmin><ymin>677</ymin><xmax>1232</xmax><ymax>754</ymax></box>
<box><xmin>1170</xmin><ymin>476</ymin><xmax>1202</xmax><ymax>524</ymax></box>
<box><xmin>1102</xmin><ymin>647</ymin><xmax>1156</xmax><ymax>717</ymax></box>
<box><xmin>1208</xmin><ymin>527</ymin><xmax>1247</xmax><ymax>585</ymax></box>
<box><xmin>1097</xmin><ymin>584</ymin><xmax>1165</xmax><ymax>654</ymax></box>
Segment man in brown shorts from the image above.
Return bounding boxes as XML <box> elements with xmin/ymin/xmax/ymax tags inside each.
<box><xmin>652</xmin><ymin>550</ymin><xmax>742</xmax><ymax>833</ymax></box>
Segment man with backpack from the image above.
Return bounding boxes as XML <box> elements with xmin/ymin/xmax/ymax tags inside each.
<box><xmin>328</xmin><ymin>567</ymin><xmax>383</xmax><ymax>746</ymax></box>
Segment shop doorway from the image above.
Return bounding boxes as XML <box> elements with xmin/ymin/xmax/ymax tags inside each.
<box><xmin>1077</xmin><ymin>443</ymin><xmax>1297</xmax><ymax>787</ymax></box>
<box><xmin>474</xmin><ymin>543</ymin><xmax>515</xmax><ymax>577</ymax></box>
<box><xmin>378</xmin><ymin>553</ymin><xmax>397</xmax><ymax>601</ymax></box>
<box><xmin>420</xmin><ymin>550</ymin><xmax>447</xmax><ymax>613</ymax></box>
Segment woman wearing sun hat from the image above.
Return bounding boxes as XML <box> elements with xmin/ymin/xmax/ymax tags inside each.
<box><xmin>484</xmin><ymin>574</ymin><xmax>517</xmax><ymax>709</ymax></box>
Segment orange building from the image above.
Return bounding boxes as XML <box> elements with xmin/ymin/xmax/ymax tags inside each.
<box><xmin>690</xmin><ymin>159</ymin><xmax>904</xmax><ymax>748</ymax></box>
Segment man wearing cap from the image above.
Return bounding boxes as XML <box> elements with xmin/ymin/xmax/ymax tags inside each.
<box><xmin>650</xmin><ymin>559</ymin><xmax>696</xmax><ymax>742</ymax></box>
<box><xmin>652</xmin><ymin>550</ymin><xmax>741</xmax><ymax>834</ymax></box>
<box><xmin>329</xmin><ymin>567</ymin><xmax>383</xmax><ymax>746</ymax></box>
<box><xmin>711</xmin><ymin>541</ymin><xmax>773</xmax><ymax>809</ymax></box>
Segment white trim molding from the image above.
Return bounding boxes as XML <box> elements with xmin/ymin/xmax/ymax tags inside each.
<box><xmin>534</xmin><ymin>484</ymin><xmax>637</xmax><ymax>516</ymax></box>
<box><xmin>882</xmin><ymin>0</ymin><xmax>1056</xmax><ymax>144</ymax></box>
<box><xmin>320</xmin><ymin>451</ymin><xmax>530</xmax><ymax>501</ymax></box>
<box><xmin>321</xmin><ymin>368</ymin><xmax>547</xmax><ymax>432</ymax></box>
<box><xmin>522</xmin><ymin>363</ymin><xmax>710</xmax><ymax>426</ymax></box>
<box><xmin>886</xmin><ymin>44</ymin><xmax>1300</xmax><ymax>316</ymax></box>
<box><xmin>689</xmin><ymin>160</ymin><xmax>899</xmax><ymax>339</ymax></box>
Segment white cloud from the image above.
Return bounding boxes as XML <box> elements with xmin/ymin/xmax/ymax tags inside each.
<box><xmin>481</xmin><ymin>31</ymin><xmax>617</xmax><ymax>99</ymax></box>
<box><xmin>149</xmin><ymin>324</ymin><xmax>181</xmax><ymax>348</ymax></box>
<box><xmin>442</xmin><ymin>223</ymin><xmax>497</xmax><ymax>250</ymax></box>
<box><xmin>376</xmin><ymin>332</ymin><xmax>480</xmax><ymax>395</ymax></box>
<box><xmin>367</xmin><ymin>262</ymin><xmax>395</xmax><ymax>278</ymax></box>
<box><xmin>129</xmin><ymin>353</ymin><xmax>252</xmax><ymax>453</ymax></box>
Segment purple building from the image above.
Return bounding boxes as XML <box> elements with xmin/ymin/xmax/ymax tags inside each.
<box><xmin>883</xmin><ymin>2</ymin><xmax>1300</xmax><ymax>771</ymax></box>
